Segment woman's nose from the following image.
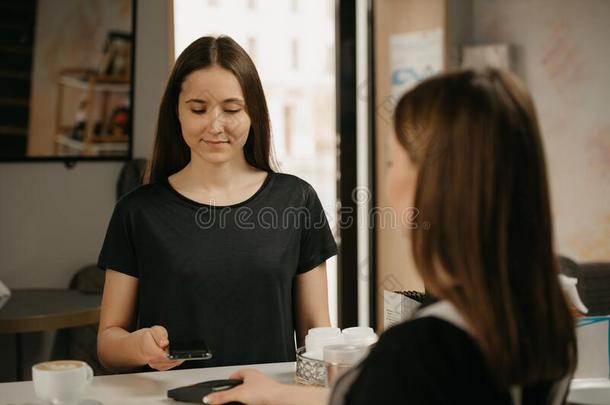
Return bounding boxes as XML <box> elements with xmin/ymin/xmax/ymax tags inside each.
<box><xmin>208</xmin><ymin>110</ymin><xmax>224</xmax><ymax>134</ymax></box>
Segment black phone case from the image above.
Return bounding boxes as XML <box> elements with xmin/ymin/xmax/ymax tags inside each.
<box><xmin>167</xmin><ymin>379</ymin><xmax>243</xmax><ymax>404</ymax></box>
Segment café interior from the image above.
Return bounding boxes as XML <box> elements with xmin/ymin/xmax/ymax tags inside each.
<box><xmin>0</xmin><ymin>0</ymin><xmax>609</xmax><ymax>404</ymax></box>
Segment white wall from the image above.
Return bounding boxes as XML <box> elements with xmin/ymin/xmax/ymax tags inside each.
<box><xmin>0</xmin><ymin>0</ymin><xmax>170</xmax><ymax>381</ymax></box>
<box><xmin>463</xmin><ymin>0</ymin><xmax>610</xmax><ymax>262</ymax></box>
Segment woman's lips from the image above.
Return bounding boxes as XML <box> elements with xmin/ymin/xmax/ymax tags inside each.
<box><xmin>202</xmin><ymin>139</ymin><xmax>229</xmax><ymax>145</ymax></box>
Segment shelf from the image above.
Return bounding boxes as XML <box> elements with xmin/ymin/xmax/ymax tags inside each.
<box><xmin>55</xmin><ymin>134</ymin><xmax>129</xmax><ymax>155</ymax></box>
<box><xmin>0</xmin><ymin>44</ymin><xmax>31</xmax><ymax>55</ymax></box>
<box><xmin>0</xmin><ymin>97</ymin><xmax>29</xmax><ymax>107</ymax></box>
<box><xmin>54</xmin><ymin>67</ymin><xmax>132</xmax><ymax>156</ymax></box>
<box><xmin>0</xmin><ymin>125</ymin><xmax>27</xmax><ymax>136</ymax></box>
<box><xmin>59</xmin><ymin>75</ymin><xmax>130</xmax><ymax>93</ymax></box>
<box><xmin>0</xmin><ymin>69</ymin><xmax>30</xmax><ymax>80</ymax></box>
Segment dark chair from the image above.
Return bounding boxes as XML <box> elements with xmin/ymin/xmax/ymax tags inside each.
<box><xmin>51</xmin><ymin>265</ymin><xmax>106</xmax><ymax>375</ymax></box>
<box><xmin>117</xmin><ymin>158</ymin><xmax>147</xmax><ymax>199</ymax></box>
<box><xmin>558</xmin><ymin>256</ymin><xmax>610</xmax><ymax>316</ymax></box>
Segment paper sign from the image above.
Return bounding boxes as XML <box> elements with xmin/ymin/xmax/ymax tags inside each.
<box><xmin>390</xmin><ymin>28</ymin><xmax>443</xmax><ymax>100</ymax></box>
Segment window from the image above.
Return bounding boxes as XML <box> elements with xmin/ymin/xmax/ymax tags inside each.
<box><xmin>291</xmin><ymin>38</ymin><xmax>299</xmax><ymax>70</ymax></box>
<box><xmin>283</xmin><ymin>104</ymin><xmax>293</xmax><ymax>155</ymax></box>
<box><xmin>173</xmin><ymin>0</ymin><xmax>338</xmax><ymax>326</ymax></box>
<box><xmin>248</xmin><ymin>37</ymin><xmax>257</xmax><ymax>62</ymax></box>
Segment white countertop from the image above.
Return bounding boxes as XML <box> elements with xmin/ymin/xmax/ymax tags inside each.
<box><xmin>4</xmin><ymin>362</ymin><xmax>606</xmax><ymax>405</ymax></box>
<box><xmin>0</xmin><ymin>362</ymin><xmax>296</xmax><ymax>404</ymax></box>
<box><xmin>567</xmin><ymin>378</ymin><xmax>610</xmax><ymax>405</ymax></box>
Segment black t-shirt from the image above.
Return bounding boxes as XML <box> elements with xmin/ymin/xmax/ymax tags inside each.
<box><xmin>332</xmin><ymin>317</ymin><xmax>562</xmax><ymax>405</ymax></box>
<box><xmin>98</xmin><ymin>171</ymin><xmax>337</xmax><ymax>369</ymax></box>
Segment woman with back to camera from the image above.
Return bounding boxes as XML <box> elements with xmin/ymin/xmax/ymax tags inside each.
<box><xmin>96</xmin><ymin>36</ymin><xmax>337</xmax><ymax>372</ymax></box>
<box><xmin>204</xmin><ymin>68</ymin><xmax>577</xmax><ymax>404</ymax></box>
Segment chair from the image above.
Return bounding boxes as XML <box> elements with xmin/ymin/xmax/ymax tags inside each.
<box><xmin>51</xmin><ymin>265</ymin><xmax>106</xmax><ymax>375</ymax></box>
<box><xmin>558</xmin><ymin>256</ymin><xmax>610</xmax><ymax>316</ymax></box>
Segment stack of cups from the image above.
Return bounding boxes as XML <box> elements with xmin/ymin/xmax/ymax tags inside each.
<box><xmin>302</xmin><ymin>326</ymin><xmax>379</xmax><ymax>385</ymax></box>
<box><xmin>320</xmin><ymin>327</ymin><xmax>378</xmax><ymax>386</ymax></box>
<box><xmin>304</xmin><ymin>327</ymin><xmax>344</xmax><ymax>360</ymax></box>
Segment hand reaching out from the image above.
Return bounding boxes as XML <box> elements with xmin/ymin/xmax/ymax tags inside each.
<box><xmin>203</xmin><ymin>369</ymin><xmax>284</xmax><ymax>405</ymax></box>
<box><xmin>136</xmin><ymin>325</ymin><xmax>184</xmax><ymax>371</ymax></box>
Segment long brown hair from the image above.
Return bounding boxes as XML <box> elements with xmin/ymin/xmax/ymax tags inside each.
<box><xmin>393</xmin><ymin>68</ymin><xmax>576</xmax><ymax>388</ymax></box>
<box><xmin>146</xmin><ymin>36</ymin><xmax>274</xmax><ymax>183</ymax></box>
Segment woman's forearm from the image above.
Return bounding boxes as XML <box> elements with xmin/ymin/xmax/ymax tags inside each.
<box><xmin>97</xmin><ymin>326</ymin><xmax>146</xmax><ymax>372</ymax></box>
<box><xmin>275</xmin><ymin>385</ymin><xmax>331</xmax><ymax>405</ymax></box>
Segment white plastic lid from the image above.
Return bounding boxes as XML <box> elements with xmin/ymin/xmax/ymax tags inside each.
<box><xmin>308</xmin><ymin>327</ymin><xmax>341</xmax><ymax>336</ymax></box>
<box><xmin>341</xmin><ymin>327</ymin><xmax>375</xmax><ymax>337</ymax></box>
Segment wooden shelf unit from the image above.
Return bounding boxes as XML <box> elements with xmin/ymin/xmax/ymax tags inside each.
<box><xmin>53</xmin><ymin>68</ymin><xmax>130</xmax><ymax>156</ymax></box>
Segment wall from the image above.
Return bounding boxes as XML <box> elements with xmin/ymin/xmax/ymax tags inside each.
<box><xmin>467</xmin><ymin>0</ymin><xmax>610</xmax><ymax>261</ymax></box>
<box><xmin>0</xmin><ymin>0</ymin><xmax>171</xmax><ymax>381</ymax></box>
<box><xmin>373</xmin><ymin>0</ymin><xmax>610</xmax><ymax>331</ymax></box>
<box><xmin>373</xmin><ymin>0</ymin><xmax>445</xmax><ymax>331</ymax></box>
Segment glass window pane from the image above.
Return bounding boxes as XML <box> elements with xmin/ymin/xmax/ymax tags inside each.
<box><xmin>173</xmin><ymin>0</ymin><xmax>338</xmax><ymax>326</ymax></box>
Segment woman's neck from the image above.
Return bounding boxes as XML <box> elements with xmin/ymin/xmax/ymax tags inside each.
<box><xmin>179</xmin><ymin>153</ymin><xmax>259</xmax><ymax>193</ymax></box>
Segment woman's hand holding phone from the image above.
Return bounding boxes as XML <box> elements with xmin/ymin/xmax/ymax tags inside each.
<box><xmin>135</xmin><ymin>325</ymin><xmax>184</xmax><ymax>371</ymax></box>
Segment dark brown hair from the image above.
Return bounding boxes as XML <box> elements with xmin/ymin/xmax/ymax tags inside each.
<box><xmin>146</xmin><ymin>36</ymin><xmax>274</xmax><ymax>183</ymax></box>
<box><xmin>394</xmin><ymin>68</ymin><xmax>576</xmax><ymax>388</ymax></box>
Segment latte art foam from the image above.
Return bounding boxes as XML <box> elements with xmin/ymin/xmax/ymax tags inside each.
<box><xmin>34</xmin><ymin>360</ymin><xmax>83</xmax><ymax>371</ymax></box>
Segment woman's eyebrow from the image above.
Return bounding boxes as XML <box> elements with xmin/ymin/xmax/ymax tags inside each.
<box><xmin>222</xmin><ymin>98</ymin><xmax>245</xmax><ymax>104</ymax></box>
<box><xmin>185</xmin><ymin>98</ymin><xmax>244</xmax><ymax>104</ymax></box>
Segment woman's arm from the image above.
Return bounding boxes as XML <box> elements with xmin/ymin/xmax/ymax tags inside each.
<box><xmin>203</xmin><ymin>369</ymin><xmax>330</xmax><ymax>405</ymax></box>
<box><xmin>294</xmin><ymin>263</ymin><xmax>332</xmax><ymax>347</ymax></box>
<box><xmin>97</xmin><ymin>270</ymin><xmax>183</xmax><ymax>372</ymax></box>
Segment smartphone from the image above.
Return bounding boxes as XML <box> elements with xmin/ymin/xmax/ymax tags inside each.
<box><xmin>167</xmin><ymin>379</ymin><xmax>243</xmax><ymax>403</ymax></box>
<box><xmin>167</xmin><ymin>339</ymin><xmax>213</xmax><ymax>361</ymax></box>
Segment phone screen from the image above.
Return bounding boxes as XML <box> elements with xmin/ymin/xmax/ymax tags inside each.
<box><xmin>167</xmin><ymin>339</ymin><xmax>213</xmax><ymax>361</ymax></box>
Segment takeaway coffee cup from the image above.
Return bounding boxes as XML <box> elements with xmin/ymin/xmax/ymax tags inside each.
<box><xmin>32</xmin><ymin>360</ymin><xmax>93</xmax><ymax>404</ymax></box>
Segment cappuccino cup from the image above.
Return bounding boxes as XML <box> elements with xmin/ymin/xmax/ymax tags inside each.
<box><xmin>32</xmin><ymin>360</ymin><xmax>93</xmax><ymax>404</ymax></box>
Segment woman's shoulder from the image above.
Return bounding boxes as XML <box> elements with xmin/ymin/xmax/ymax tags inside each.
<box><xmin>268</xmin><ymin>172</ymin><xmax>318</xmax><ymax>201</ymax></box>
<box><xmin>375</xmin><ymin>316</ymin><xmax>476</xmax><ymax>355</ymax></box>
<box><xmin>114</xmin><ymin>182</ymin><xmax>166</xmax><ymax>210</ymax></box>
<box><xmin>363</xmin><ymin>316</ymin><xmax>493</xmax><ymax>377</ymax></box>
<box><xmin>340</xmin><ymin>317</ymin><xmax>501</xmax><ymax>404</ymax></box>
<box><xmin>271</xmin><ymin>172</ymin><xmax>313</xmax><ymax>189</ymax></box>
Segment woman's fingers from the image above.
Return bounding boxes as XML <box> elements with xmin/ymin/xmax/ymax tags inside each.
<box><xmin>133</xmin><ymin>325</ymin><xmax>183</xmax><ymax>370</ymax></box>
<box><xmin>148</xmin><ymin>325</ymin><xmax>169</xmax><ymax>348</ymax></box>
<box><xmin>228</xmin><ymin>369</ymin><xmax>248</xmax><ymax>380</ymax></box>
<box><xmin>203</xmin><ymin>386</ymin><xmax>245</xmax><ymax>404</ymax></box>
<box><xmin>149</xmin><ymin>358</ymin><xmax>184</xmax><ymax>371</ymax></box>
<box><xmin>138</xmin><ymin>326</ymin><xmax>172</xmax><ymax>365</ymax></box>
<box><xmin>144</xmin><ymin>333</ymin><xmax>170</xmax><ymax>358</ymax></box>
<box><xmin>205</xmin><ymin>369</ymin><xmax>281</xmax><ymax>405</ymax></box>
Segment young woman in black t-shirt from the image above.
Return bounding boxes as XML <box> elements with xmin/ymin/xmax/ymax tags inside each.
<box><xmin>97</xmin><ymin>36</ymin><xmax>337</xmax><ymax>372</ymax></box>
<box><xmin>204</xmin><ymin>69</ymin><xmax>577</xmax><ymax>404</ymax></box>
